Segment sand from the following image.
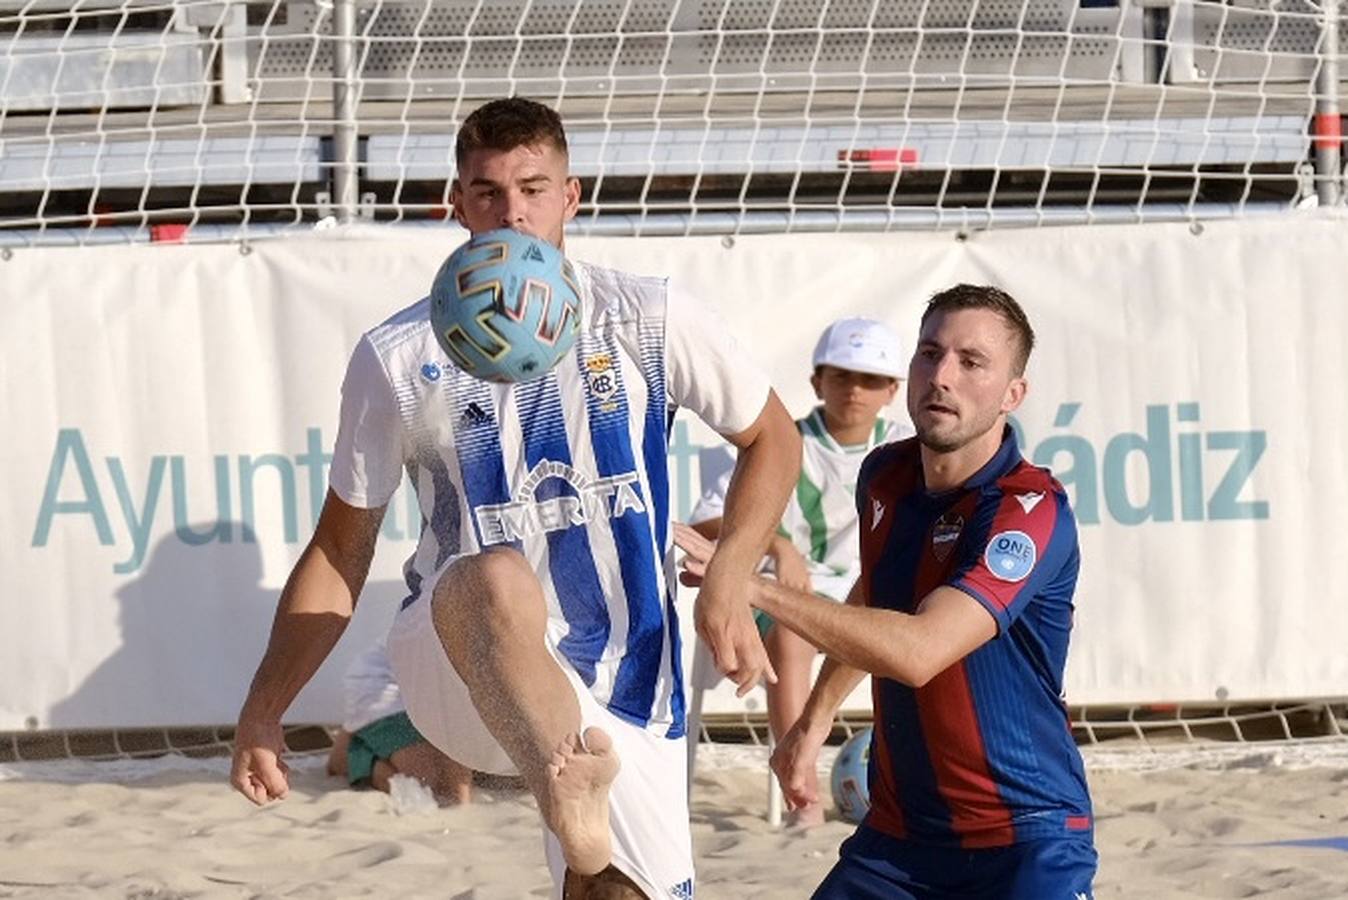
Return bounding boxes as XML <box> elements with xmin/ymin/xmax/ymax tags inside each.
<box><xmin>1</xmin><ymin>743</ymin><xmax>1347</xmax><ymax>899</ymax></box>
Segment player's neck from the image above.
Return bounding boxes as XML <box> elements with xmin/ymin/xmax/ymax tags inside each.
<box><xmin>919</xmin><ymin>426</ymin><xmax>1003</xmax><ymax>492</ymax></box>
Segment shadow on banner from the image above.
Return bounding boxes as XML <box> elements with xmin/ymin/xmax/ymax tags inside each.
<box><xmin>48</xmin><ymin>522</ymin><xmax>403</xmax><ymax>729</ymax></box>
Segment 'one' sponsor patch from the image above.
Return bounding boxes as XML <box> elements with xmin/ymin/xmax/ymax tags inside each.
<box><xmin>984</xmin><ymin>529</ymin><xmax>1036</xmax><ymax>582</ymax></box>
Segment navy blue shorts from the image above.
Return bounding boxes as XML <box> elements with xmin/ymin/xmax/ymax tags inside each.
<box><xmin>811</xmin><ymin>825</ymin><xmax>1098</xmax><ymax>900</ymax></box>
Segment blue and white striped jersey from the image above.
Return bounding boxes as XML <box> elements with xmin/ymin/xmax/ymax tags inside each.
<box><xmin>330</xmin><ymin>261</ymin><xmax>771</xmax><ymax>738</ymax></box>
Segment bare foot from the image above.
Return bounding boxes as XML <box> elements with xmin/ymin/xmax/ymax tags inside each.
<box><xmin>546</xmin><ymin>727</ymin><xmax>620</xmax><ymax>876</ymax></box>
<box><xmin>786</xmin><ymin>801</ymin><xmax>826</xmax><ymax>829</ymax></box>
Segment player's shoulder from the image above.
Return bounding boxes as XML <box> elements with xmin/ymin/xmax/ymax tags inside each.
<box><xmin>995</xmin><ymin>458</ymin><xmax>1067</xmax><ymax>497</ymax></box>
<box><xmin>365</xmin><ymin>294</ymin><xmax>432</xmax><ymax>346</ymax></box>
<box><xmin>574</xmin><ymin>259</ymin><xmax>670</xmax><ymax>325</ymax></box>
<box><xmin>356</xmin><ymin>294</ymin><xmax>443</xmax><ymax>377</ymax></box>
<box><xmin>987</xmin><ymin>459</ymin><xmax>1075</xmax><ymax>522</ymax></box>
<box><xmin>858</xmin><ymin>435</ymin><xmax>920</xmax><ymax>490</ymax></box>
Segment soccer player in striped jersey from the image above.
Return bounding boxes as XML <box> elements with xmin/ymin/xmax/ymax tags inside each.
<box><xmin>689</xmin><ymin>318</ymin><xmax>912</xmax><ymax>826</ymax></box>
<box><xmin>677</xmin><ymin>285</ymin><xmax>1097</xmax><ymax>898</ymax></box>
<box><xmin>231</xmin><ymin>98</ymin><xmax>801</xmax><ymax>900</ymax></box>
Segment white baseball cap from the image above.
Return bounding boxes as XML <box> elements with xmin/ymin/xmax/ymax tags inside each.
<box><xmin>811</xmin><ymin>317</ymin><xmax>904</xmax><ymax>379</ymax></box>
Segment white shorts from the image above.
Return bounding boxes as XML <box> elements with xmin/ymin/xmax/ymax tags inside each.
<box><xmin>387</xmin><ymin>593</ymin><xmax>695</xmax><ymax>900</ymax></box>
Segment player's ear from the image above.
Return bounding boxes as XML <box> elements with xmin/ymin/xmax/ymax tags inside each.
<box><xmin>449</xmin><ymin>179</ymin><xmax>468</xmax><ymax>229</ymax></box>
<box><xmin>563</xmin><ymin>176</ymin><xmax>581</xmax><ymax>221</ymax></box>
<box><xmin>810</xmin><ymin>370</ymin><xmax>823</xmax><ymax>399</ymax></box>
<box><xmin>1001</xmin><ymin>376</ymin><xmax>1027</xmax><ymax>414</ymax></box>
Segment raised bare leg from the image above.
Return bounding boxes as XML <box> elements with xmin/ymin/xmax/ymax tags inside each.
<box><xmin>432</xmin><ymin>547</ymin><xmax>619</xmax><ymax>874</ymax></box>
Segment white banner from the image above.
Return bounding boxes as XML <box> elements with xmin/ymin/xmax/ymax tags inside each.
<box><xmin>3</xmin><ymin>213</ymin><xmax>1345</xmax><ymax>729</ymax></box>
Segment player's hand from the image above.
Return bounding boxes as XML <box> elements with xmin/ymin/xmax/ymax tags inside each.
<box><xmin>673</xmin><ymin>522</ymin><xmax>714</xmax><ymax>588</ymax></box>
<box><xmin>230</xmin><ymin>714</ymin><xmax>291</xmax><ymax>806</ymax></box>
<box><xmin>771</xmin><ymin>719</ymin><xmax>828</xmax><ymax>811</ymax></box>
<box><xmin>674</xmin><ymin>524</ymin><xmax>777</xmax><ymax>696</ymax></box>
<box><xmin>766</xmin><ymin>535</ymin><xmax>813</xmax><ymax>594</ymax></box>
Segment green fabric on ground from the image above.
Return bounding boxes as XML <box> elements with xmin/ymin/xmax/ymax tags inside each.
<box><xmin>345</xmin><ymin>711</ymin><xmax>424</xmax><ymax>786</ymax></box>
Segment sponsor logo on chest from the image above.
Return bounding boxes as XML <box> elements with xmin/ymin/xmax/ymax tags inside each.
<box><xmin>475</xmin><ymin>458</ymin><xmax>645</xmax><ymax>545</ymax></box>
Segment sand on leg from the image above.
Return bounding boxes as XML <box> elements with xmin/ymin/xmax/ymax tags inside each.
<box><xmin>431</xmin><ymin>547</ymin><xmax>619</xmax><ymax>877</ymax></box>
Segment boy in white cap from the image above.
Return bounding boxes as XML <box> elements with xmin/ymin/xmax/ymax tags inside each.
<box><xmin>690</xmin><ymin>317</ymin><xmax>912</xmax><ymax>826</ymax></box>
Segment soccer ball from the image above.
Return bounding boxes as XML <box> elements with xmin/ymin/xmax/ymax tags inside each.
<box><xmin>830</xmin><ymin>726</ymin><xmax>872</xmax><ymax>824</ymax></box>
<box><xmin>429</xmin><ymin>228</ymin><xmax>582</xmax><ymax>383</ymax></box>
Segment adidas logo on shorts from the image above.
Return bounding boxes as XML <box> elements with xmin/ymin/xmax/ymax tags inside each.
<box><xmin>669</xmin><ymin>878</ymin><xmax>694</xmax><ymax>899</ymax></box>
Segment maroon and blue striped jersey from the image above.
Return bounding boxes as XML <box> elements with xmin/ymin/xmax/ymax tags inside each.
<box><xmin>856</xmin><ymin>427</ymin><xmax>1093</xmax><ymax>849</ymax></box>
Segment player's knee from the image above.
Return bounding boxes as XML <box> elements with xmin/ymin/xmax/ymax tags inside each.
<box><xmin>432</xmin><ymin>548</ymin><xmax>544</xmax><ymax>653</ymax></box>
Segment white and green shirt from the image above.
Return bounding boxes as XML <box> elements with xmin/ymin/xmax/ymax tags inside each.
<box><xmin>690</xmin><ymin>407</ymin><xmax>912</xmax><ymax>600</ymax></box>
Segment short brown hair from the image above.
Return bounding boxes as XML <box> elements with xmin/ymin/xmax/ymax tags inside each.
<box><xmin>921</xmin><ymin>284</ymin><xmax>1035</xmax><ymax>375</ymax></box>
<box><xmin>455</xmin><ymin>97</ymin><xmax>568</xmax><ymax>168</ymax></box>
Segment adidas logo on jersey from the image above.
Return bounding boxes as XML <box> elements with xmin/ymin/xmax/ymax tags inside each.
<box><xmin>458</xmin><ymin>402</ymin><xmax>490</xmax><ymax>428</ymax></box>
<box><xmin>871</xmin><ymin>499</ymin><xmax>886</xmax><ymax>530</ymax></box>
<box><xmin>670</xmin><ymin>878</ymin><xmax>695</xmax><ymax>899</ymax></box>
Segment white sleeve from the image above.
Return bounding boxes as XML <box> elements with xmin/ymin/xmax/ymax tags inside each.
<box><xmin>329</xmin><ymin>336</ymin><xmax>405</xmax><ymax>509</ymax></box>
<box><xmin>665</xmin><ymin>287</ymin><xmax>772</xmax><ymax>437</ymax></box>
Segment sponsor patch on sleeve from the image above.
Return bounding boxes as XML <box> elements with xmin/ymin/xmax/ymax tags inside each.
<box><xmin>983</xmin><ymin>529</ymin><xmax>1036</xmax><ymax>582</ymax></box>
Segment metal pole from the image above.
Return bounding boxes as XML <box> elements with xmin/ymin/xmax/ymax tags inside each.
<box><xmin>1315</xmin><ymin>0</ymin><xmax>1342</xmax><ymax>206</ymax></box>
<box><xmin>332</xmin><ymin>0</ymin><xmax>360</xmax><ymax>223</ymax></box>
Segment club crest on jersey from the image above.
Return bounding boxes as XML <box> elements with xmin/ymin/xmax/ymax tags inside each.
<box><xmin>984</xmin><ymin>529</ymin><xmax>1036</xmax><ymax>582</ymax></box>
<box><xmin>931</xmin><ymin>513</ymin><xmax>963</xmax><ymax>561</ymax></box>
<box><xmin>583</xmin><ymin>352</ymin><xmax>619</xmax><ymax>405</ymax></box>
<box><xmin>871</xmin><ymin>498</ymin><xmax>886</xmax><ymax>530</ymax></box>
<box><xmin>420</xmin><ymin>362</ymin><xmax>442</xmax><ymax>383</ymax></box>
<box><xmin>474</xmin><ymin>459</ymin><xmax>645</xmax><ymax>545</ymax></box>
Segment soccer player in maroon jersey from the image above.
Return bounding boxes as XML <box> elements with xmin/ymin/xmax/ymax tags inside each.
<box><xmin>678</xmin><ymin>284</ymin><xmax>1096</xmax><ymax>899</ymax></box>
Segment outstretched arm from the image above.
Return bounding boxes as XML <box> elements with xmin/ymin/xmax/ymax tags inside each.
<box><xmin>675</xmin><ymin>522</ymin><xmax>995</xmax><ymax>688</ymax></box>
<box><xmin>692</xmin><ymin>515</ymin><xmax>814</xmax><ymax>595</ymax></box>
<box><xmin>752</xmin><ymin>581</ymin><xmax>995</xmax><ymax>688</ymax></box>
<box><xmin>693</xmin><ymin>390</ymin><xmax>801</xmax><ymax>696</ymax></box>
<box><xmin>230</xmin><ymin>489</ymin><xmax>385</xmax><ymax>805</ymax></box>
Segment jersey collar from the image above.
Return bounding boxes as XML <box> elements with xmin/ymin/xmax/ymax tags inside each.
<box><xmin>961</xmin><ymin>424</ymin><xmax>1022</xmax><ymax>490</ymax></box>
<box><xmin>920</xmin><ymin>425</ymin><xmax>1021</xmax><ymax>498</ymax></box>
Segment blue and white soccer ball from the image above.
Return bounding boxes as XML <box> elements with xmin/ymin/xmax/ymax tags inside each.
<box><xmin>830</xmin><ymin>726</ymin><xmax>872</xmax><ymax>824</ymax></box>
<box><xmin>429</xmin><ymin>228</ymin><xmax>582</xmax><ymax>383</ymax></box>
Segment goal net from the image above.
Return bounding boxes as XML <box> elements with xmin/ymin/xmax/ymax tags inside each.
<box><xmin>1</xmin><ymin>0</ymin><xmax>1344</xmax><ymax>768</ymax></box>
<box><xmin>0</xmin><ymin>0</ymin><xmax>1342</xmax><ymax>244</ymax></box>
